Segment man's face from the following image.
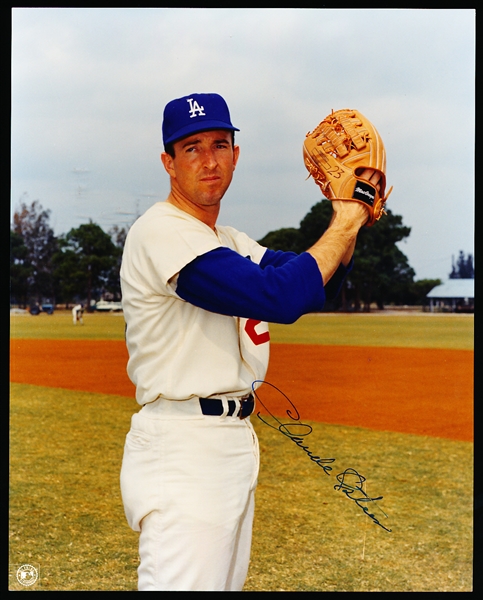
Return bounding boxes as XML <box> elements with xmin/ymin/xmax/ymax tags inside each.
<box><xmin>161</xmin><ymin>130</ymin><xmax>240</xmax><ymax>213</ymax></box>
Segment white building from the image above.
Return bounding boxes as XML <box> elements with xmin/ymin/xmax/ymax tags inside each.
<box><xmin>426</xmin><ymin>279</ymin><xmax>474</xmax><ymax>312</ymax></box>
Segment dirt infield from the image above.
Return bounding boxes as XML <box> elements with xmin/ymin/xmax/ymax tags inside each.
<box><xmin>10</xmin><ymin>339</ymin><xmax>473</xmax><ymax>442</ymax></box>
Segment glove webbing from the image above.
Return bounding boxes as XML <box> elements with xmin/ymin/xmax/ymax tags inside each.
<box><xmin>338</xmin><ymin>115</ymin><xmax>366</xmax><ymax>151</ymax></box>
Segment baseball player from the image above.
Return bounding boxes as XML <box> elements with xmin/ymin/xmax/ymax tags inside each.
<box><xmin>119</xmin><ymin>93</ymin><xmax>377</xmax><ymax>591</ymax></box>
<box><xmin>72</xmin><ymin>303</ymin><xmax>84</xmax><ymax>325</ymax></box>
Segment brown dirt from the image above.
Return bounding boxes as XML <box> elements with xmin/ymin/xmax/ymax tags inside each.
<box><xmin>10</xmin><ymin>339</ymin><xmax>473</xmax><ymax>442</ymax></box>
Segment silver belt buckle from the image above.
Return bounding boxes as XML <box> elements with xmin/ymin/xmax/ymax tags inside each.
<box><xmin>238</xmin><ymin>394</ymin><xmax>252</xmax><ymax>420</ymax></box>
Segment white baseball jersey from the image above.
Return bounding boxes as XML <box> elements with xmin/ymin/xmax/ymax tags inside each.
<box><xmin>120</xmin><ymin>201</ymin><xmax>270</xmax><ymax>406</ymax></box>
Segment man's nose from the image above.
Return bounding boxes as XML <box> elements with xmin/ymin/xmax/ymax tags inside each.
<box><xmin>202</xmin><ymin>150</ymin><xmax>217</xmax><ymax>169</ymax></box>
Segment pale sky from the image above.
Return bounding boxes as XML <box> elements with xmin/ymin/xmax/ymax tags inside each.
<box><xmin>11</xmin><ymin>8</ymin><xmax>475</xmax><ymax>281</ymax></box>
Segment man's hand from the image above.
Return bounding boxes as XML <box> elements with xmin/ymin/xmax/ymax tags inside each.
<box><xmin>330</xmin><ymin>168</ymin><xmax>382</xmax><ymax>230</ymax></box>
<box><xmin>331</xmin><ymin>199</ymin><xmax>369</xmax><ymax>229</ymax></box>
<box><xmin>308</xmin><ymin>168</ymin><xmax>382</xmax><ymax>278</ymax></box>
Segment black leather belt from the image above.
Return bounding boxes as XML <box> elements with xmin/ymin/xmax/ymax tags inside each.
<box><xmin>199</xmin><ymin>394</ymin><xmax>254</xmax><ymax>419</ymax></box>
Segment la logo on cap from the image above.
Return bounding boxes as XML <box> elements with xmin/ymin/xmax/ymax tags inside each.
<box><xmin>187</xmin><ymin>98</ymin><xmax>206</xmax><ymax>118</ymax></box>
<box><xmin>162</xmin><ymin>93</ymin><xmax>239</xmax><ymax>146</ymax></box>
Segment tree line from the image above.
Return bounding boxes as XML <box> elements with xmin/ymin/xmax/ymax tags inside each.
<box><xmin>10</xmin><ymin>196</ymin><xmax>472</xmax><ymax>312</ymax></box>
<box><xmin>257</xmin><ymin>199</ymin><xmax>447</xmax><ymax>311</ymax></box>
<box><xmin>10</xmin><ymin>199</ymin><xmax>127</xmax><ymax>310</ymax></box>
<box><xmin>449</xmin><ymin>250</ymin><xmax>474</xmax><ymax>279</ymax></box>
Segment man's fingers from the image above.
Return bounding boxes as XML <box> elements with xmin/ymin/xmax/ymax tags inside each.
<box><xmin>359</xmin><ymin>168</ymin><xmax>381</xmax><ymax>191</ymax></box>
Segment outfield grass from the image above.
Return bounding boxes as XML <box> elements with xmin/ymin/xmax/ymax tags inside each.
<box><xmin>268</xmin><ymin>313</ymin><xmax>474</xmax><ymax>350</ymax></box>
<box><xmin>9</xmin><ymin>385</ymin><xmax>138</xmax><ymax>591</ymax></box>
<box><xmin>10</xmin><ymin>311</ymin><xmax>126</xmax><ymax>341</ymax></box>
<box><xmin>248</xmin><ymin>414</ymin><xmax>473</xmax><ymax>592</ymax></box>
<box><xmin>10</xmin><ymin>310</ymin><xmax>474</xmax><ymax>349</ymax></box>
<box><xmin>9</xmin><ymin>384</ymin><xmax>473</xmax><ymax>591</ymax></box>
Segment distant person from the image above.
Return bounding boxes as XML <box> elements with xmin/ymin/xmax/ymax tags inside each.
<box><xmin>72</xmin><ymin>303</ymin><xmax>84</xmax><ymax>325</ymax></box>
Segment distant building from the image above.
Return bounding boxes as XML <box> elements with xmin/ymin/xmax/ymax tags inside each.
<box><xmin>426</xmin><ymin>279</ymin><xmax>474</xmax><ymax>313</ymax></box>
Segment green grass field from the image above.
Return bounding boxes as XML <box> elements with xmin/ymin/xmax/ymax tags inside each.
<box><xmin>9</xmin><ymin>311</ymin><xmax>474</xmax><ymax>591</ymax></box>
<box><xmin>10</xmin><ymin>310</ymin><xmax>474</xmax><ymax>349</ymax></box>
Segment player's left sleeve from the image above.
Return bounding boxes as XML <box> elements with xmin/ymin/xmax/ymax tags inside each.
<box><xmin>260</xmin><ymin>247</ymin><xmax>353</xmax><ymax>299</ymax></box>
<box><xmin>258</xmin><ymin>247</ymin><xmax>353</xmax><ymax>301</ymax></box>
<box><xmin>259</xmin><ymin>248</ymin><xmax>300</xmax><ymax>267</ymax></box>
<box><xmin>324</xmin><ymin>257</ymin><xmax>354</xmax><ymax>300</ymax></box>
<box><xmin>176</xmin><ymin>247</ymin><xmax>327</xmax><ymax>324</ymax></box>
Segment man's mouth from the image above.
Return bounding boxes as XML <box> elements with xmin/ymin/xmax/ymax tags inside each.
<box><xmin>201</xmin><ymin>176</ymin><xmax>220</xmax><ymax>182</ymax></box>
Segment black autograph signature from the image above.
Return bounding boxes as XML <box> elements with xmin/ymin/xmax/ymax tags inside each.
<box><xmin>252</xmin><ymin>380</ymin><xmax>392</xmax><ymax>533</ymax></box>
<box><xmin>334</xmin><ymin>468</ymin><xmax>391</xmax><ymax>532</ymax></box>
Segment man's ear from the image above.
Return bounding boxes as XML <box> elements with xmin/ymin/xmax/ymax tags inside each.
<box><xmin>233</xmin><ymin>145</ymin><xmax>240</xmax><ymax>171</ymax></box>
<box><xmin>161</xmin><ymin>152</ymin><xmax>175</xmax><ymax>177</ymax></box>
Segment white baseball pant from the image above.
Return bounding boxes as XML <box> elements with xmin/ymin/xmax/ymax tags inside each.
<box><xmin>120</xmin><ymin>396</ymin><xmax>260</xmax><ymax>591</ymax></box>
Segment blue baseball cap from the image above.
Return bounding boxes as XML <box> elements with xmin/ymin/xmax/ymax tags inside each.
<box><xmin>162</xmin><ymin>93</ymin><xmax>240</xmax><ymax>146</ymax></box>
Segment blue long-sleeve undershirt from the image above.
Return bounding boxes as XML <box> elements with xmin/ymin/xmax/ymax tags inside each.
<box><xmin>176</xmin><ymin>247</ymin><xmax>352</xmax><ymax>324</ymax></box>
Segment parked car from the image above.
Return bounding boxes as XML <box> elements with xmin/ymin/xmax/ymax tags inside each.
<box><xmin>95</xmin><ymin>300</ymin><xmax>123</xmax><ymax>312</ymax></box>
<box><xmin>29</xmin><ymin>303</ymin><xmax>54</xmax><ymax>315</ymax></box>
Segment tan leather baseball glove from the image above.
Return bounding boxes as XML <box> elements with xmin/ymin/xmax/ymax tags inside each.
<box><xmin>303</xmin><ymin>108</ymin><xmax>393</xmax><ymax>226</ymax></box>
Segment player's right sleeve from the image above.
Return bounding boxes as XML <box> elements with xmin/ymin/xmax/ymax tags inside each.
<box><xmin>175</xmin><ymin>246</ymin><xmax>326</xmax><ymax>324</ymax></box>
